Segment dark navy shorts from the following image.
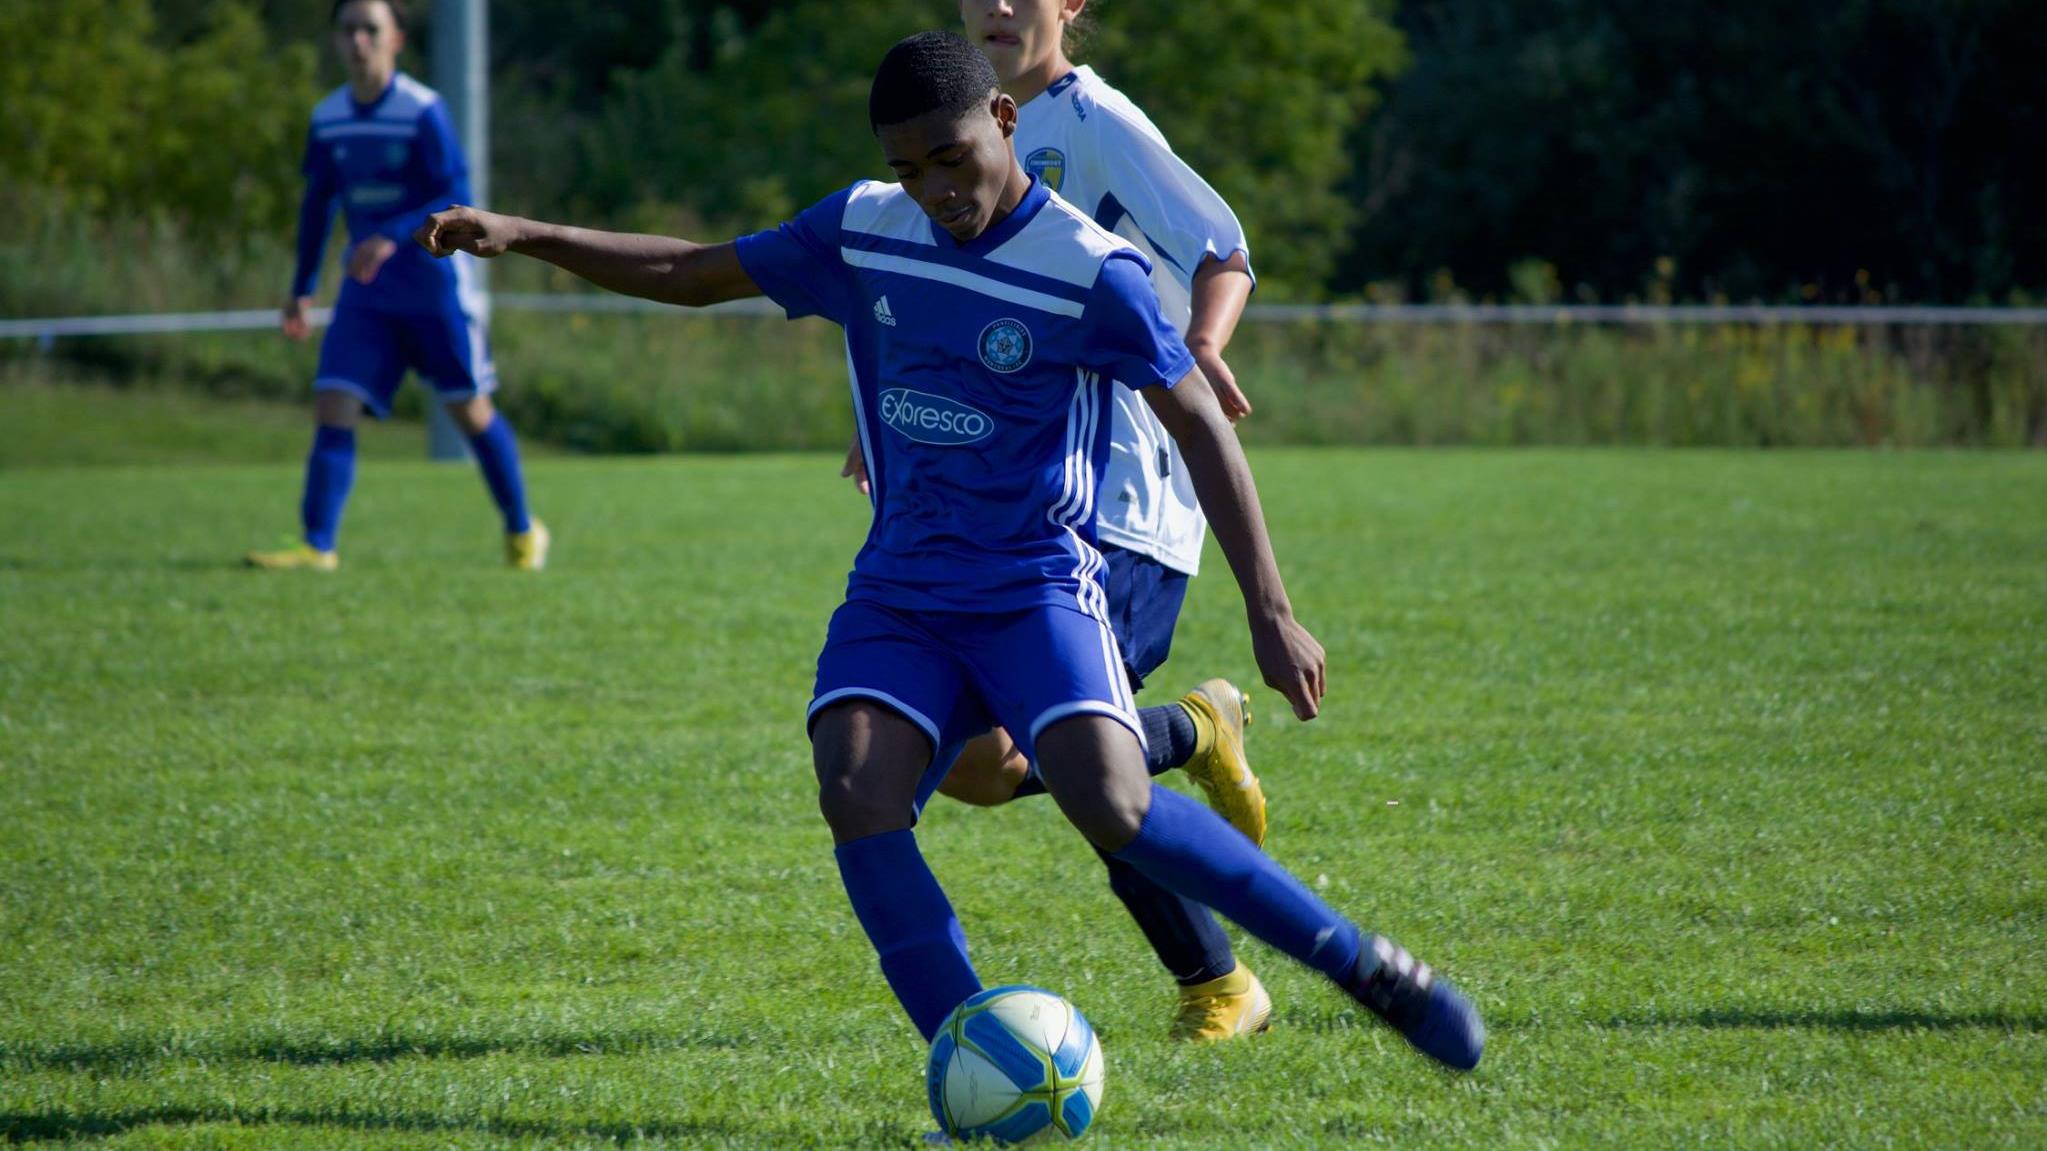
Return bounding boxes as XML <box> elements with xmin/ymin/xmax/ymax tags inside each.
<box><xmin>1099</xmin><ymin>543</ymin><xmax>1191</xmax><ymax>692</ymax></box>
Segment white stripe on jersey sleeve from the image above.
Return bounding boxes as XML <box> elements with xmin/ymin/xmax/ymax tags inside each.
<box><xmin>839</xmin><ymin>248</ymin><xmax>1086</xmax><ymax>318</ymax></box>
<box><xmin>840</xmin><ymin>181</ymin><xmax>930</xmax><ymax>243</ymax></box>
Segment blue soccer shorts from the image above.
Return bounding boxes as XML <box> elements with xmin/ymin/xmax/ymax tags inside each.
<box><xmin>807</xmin><ymin>595</ymin><xmax>1146</xmax><ymax>817</ymax></box>
<box><xmin>313</xmin><ymin>302</ymin><xmax>499</xmax><ymax>419</ymax></box>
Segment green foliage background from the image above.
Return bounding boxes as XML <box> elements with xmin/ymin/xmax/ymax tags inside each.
<box><xmin>0</xmin><ymin>0</ymin><xmax>317</xmax><ymax>240</ymax></box>
<box><xmin>4</xmin><ymin>0</ymin><xmax>2046</xmax><ymax>449</ymax></box>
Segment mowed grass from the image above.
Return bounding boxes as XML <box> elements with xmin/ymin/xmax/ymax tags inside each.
<box><xmin>0</xmin><ymin>367</ymin><xmax>431</xmax><ymax>469</ymax></box>
<box><xmin>2</xmin><ymin>408</ymin><xmax>2044</xmax><ymax>1146</ymax></box>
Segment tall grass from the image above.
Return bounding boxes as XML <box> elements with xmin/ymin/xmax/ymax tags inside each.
<box><xmin>6</xmin><ymin>192</ymin><xmax>2043</xmax><ymax>449</ymax></box>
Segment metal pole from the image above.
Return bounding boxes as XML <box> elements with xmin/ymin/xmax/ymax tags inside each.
<box><xmin>427</xmin><ymin>0</ymin><xmax>488</xmax><ymax>461</ymax></box>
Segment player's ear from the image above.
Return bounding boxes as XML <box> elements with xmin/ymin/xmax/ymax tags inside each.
<box><xmin>993</xmin><ymin>92</ymin><xmax>1017</xmax><ymax>138</ymax></box>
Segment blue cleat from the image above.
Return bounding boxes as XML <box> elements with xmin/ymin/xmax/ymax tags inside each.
<box><xmin>1342</xmin><ymin>934</ymin><xmax>1485</xmax><ymax>1071</ymax></box>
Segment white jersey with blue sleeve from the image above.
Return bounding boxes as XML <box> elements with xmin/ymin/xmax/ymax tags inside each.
<box><xmin>292</xmin><ymin>73</ymin><xmax>481</xmax><ymax>316</ymax></box>
<box><xmin>734</xmin><ymin>178</ymin><xmax>1195</xmax><ymax>616</ymax></box>
<box><xmin>1013</xmin><ymin>66</ymin><xmax>1254</xmax><ymax>576</ymax></box>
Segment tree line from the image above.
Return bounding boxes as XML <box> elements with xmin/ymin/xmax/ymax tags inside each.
<box><xmin>5</xmin><ymin>0</ymin><xmax>2041</xmax><ymax>304</ymax></box>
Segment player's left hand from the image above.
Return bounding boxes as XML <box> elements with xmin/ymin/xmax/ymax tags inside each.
<box><xmin>839</xmin><ymin>435</ymin><xmax>870</xmax><ymax>496</ymax></box>
<box><xmin>1192</xmin><ymin>346</ymin><xmax>1252</xmax><ymax>422</ymax></box>
<box><xmin>345</xmin><ymin>235</ymin><xmax>398</xmax><ymax>285</ymax></box>
<box><xmin>1249</xmin><ymin>611</ymin><xmax>1325</xmax><ymax>720</ymax></box>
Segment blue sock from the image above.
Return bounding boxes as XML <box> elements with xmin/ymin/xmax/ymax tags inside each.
<box><xmin>466</xmin><ymin>413</ymin><xmax>531</xmax><ymax>533</ymax></box>
<box><xmin>1112</xmin><ymin>785</ymin><xmax>1363</xmax><ymax>980</ymax></box>
<box><xmin>300</xmin><ymin>424</ymin><xmax>356</xmax><ymax>552</ymax></box>
<box><xmin>835</xmin><ymin>829</ymin><xmax>982</xmax><ymax>1040</ymax></box>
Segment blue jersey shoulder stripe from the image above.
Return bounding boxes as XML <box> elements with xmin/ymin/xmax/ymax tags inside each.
<box><xmin>314</xmin><ymin>121</ymin><xmax>419</xmax><ymax>140</ymax></box>
<box><xmin>839</xmin><ymin>230</ymin><xmax>1092</xmax><ymax>305</ymax></box>
<box><xmin>838</xmin><ymin>248</ymin><xmax>1086</xmax><ymax>318</ymax></box>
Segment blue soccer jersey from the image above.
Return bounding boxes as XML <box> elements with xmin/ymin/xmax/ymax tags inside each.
<box><xmin>736</xmin><ymin>178</ymin><xmax>1195</xmax><ymax>615</ymax></box>
<box><xmin>292</xmin><ymin>73</ymin><xmax>478</xmax><ymax>315</ymax></box>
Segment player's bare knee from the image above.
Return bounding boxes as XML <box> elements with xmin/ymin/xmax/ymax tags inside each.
<box><xmin>1065</xmin><ymin>783</ymin><xmax>1150</xmax><ymax>852</ymax></box>
<box><xmin>1034</xmin><ymin>714</ymin><xmax>1152</xmax><ymax>851</ymax></box>
<box><xmin>810</xmin><ymin>699</ymin><xmax>930</xmax><ymax>841</ymax></box>
<box><xmin>446</xmin><ymin>394</ymin><xmax>495</xmax><ymax>436</ymax></box>
<box><xmin>816</xmin><ymin>771</ymin><xmax>910</xmax><ymax>839</ymax></box>
<box><xmin>314</xmin><ymin>390</ymin><xmax>363</xmax><ymax>428</ymax></box>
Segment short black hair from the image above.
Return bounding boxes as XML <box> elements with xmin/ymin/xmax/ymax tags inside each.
<box><xmin>331</xmin><ymin>0</ymin><xmax>409</xmax><ymax>29</ymax></box>
<box><xmin>869</xmin><ymin>31</ymin><xmax>1000</xmax><ymax>131</ymax></box>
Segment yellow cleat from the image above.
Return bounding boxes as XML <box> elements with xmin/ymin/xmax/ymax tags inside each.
<box><xmin>1170</xmin><ymin>964</ymin><xmax>1274</xmax><ymax>1042</ymax></box>
<box><xmin>1178</xmin><ymin>678</ymin><xmax>1265</xmax><ymax>846</ymax></box>
<box><xmin>506</xmin><ymin>518</ymin><xmax>550</xmax><ymax>571</ymax></box>
<box><xmin>244</xmin><ymin>542</ymin><xmax>338</xmax><ymax>571</ymax></box>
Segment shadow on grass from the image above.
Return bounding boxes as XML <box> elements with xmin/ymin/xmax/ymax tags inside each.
<box><xmin>1604</xmin><ymin>1008</ymin><xmax>2047</xmax><ymax>1032</ymax></box>
<box><xmin>1278</xmin><ymin>1006</ymin><xmax>2046</xmax><ymax>1037</ymax></box>
<box><xmin>3</xmin><ymin>1027</ymin><xmax>755</xmax><ymax>1075</ymax></box>
<box><xmin>0</xmin><ymin>1104</ymin><xmax>815</xmax><ymax>1146</ymax></box>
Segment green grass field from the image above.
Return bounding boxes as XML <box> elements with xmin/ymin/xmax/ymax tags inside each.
<box><xmin>3</xmin><ymin>391</ymin><xmax>2044</xmax><ymax>1147</ymax></box>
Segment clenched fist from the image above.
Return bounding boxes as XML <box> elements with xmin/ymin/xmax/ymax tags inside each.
<box><xmin>416</xmin><ymin>206</ymin><xmax>524</xmax><ymax>259</ymax></box>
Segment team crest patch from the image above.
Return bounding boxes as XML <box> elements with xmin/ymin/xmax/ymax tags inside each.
<box><xmin>1024</xmin><ymin>146</ymin><xmax>1066</xmax><ymax>192</ymax></box>
<box><xmin>979</xmin><ymin>318</ymin><xmax>1032</xmax><ymax>374</ymax></box>
<box><xmin>384</xmin><ymin>143</ymin><xmax>410</xmax><ymax>166</ymax></box>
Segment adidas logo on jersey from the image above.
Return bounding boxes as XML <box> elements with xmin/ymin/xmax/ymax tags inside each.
<box><xmin>873</xmin><ymin>295</ymin><xmax>897</xmax><ymax>326</ymax></box>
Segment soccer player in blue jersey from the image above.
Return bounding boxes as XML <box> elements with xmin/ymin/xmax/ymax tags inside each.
<box><xmin>248</xmin><ymin>0</ymin><xmax>547</xmax><ymax>572</ymax></box>
<box><xmin>417</xmin><ymin>31</ymin><xmax>1484</xmax><ymax>1078</ymax></box>
<box><xmin>843</xmin><ymin>0</ymin><xmax>1274</xmax><ymax>1043</ymax></box>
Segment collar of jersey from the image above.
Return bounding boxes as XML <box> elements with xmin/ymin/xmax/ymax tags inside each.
<box><xmin>932</xmin><ymin>175</ymin><xmax>1050</xmax><ymax>255</ymax></box>
<box><xmin>1045</xmin><ymin>68</ymin><xmax>1086</xmax><ymax>99</ymax></box>
<box><xmin>349</xmin><ymin>74</ymin><xmax>399</xmax><ymax>117</ymax></box>
<box><xmin>1024</xmin><ymin>66</ymin><xmax>1089</xmax><ymax>116</ymax></box>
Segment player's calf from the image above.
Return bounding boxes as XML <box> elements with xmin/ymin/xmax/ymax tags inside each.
<box><xmin>933</xmin><ymin>729</ymin><xmax>1030</xmax><ymax>807</ymax></box>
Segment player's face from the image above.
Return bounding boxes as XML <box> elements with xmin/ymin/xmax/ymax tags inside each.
<box><xmin>878</xmin><ymin>93</ymin><xmax>1019</xmax><ymax>242</ymax></box>
<box><xmin>962</xmin><ymin>0</ymin><xmax>1084</xmax><ymax>84</ymax></box>
<box><xmin>333</xmin><ymin>0</ymin><xmax>403</xmax><ymax>87</ymax></box>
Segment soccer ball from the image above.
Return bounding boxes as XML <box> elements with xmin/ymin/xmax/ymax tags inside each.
<box><xmin>927</xmin><ymin>986</ymin><xmax>1104</xmax><ymax>1143</ymax></box>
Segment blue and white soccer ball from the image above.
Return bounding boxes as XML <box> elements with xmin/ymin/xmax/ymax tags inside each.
<box><xmin>927</xmin><ymin>986</ymin><xmax>1104</xmax><ymax>1144</ymax></box>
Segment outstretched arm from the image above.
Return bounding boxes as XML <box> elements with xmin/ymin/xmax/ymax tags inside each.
<box><xmin>1141</xmin><ymin>374</ymin><xmax>1325</xmax><ymax>719</ymax></box>
<box><xmin>416</xmin><ymin>206</ymin><xmax>761</xmax><ymax>308</ymax></box>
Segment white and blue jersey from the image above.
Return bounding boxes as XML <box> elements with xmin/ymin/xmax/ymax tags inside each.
<box><xmin>293</xmin><ymin>74</ymin><xmax>496</xmax><ymax>415</ymax></box>
<box><xmin>1014</xmin><ymin>66</ymin><xmax>1254</xmax><ymax>577</ymax></box>
<box><xmin>739</xmin><ymin>178</ymin><xmax>1194</xmax><ymax>779</ymax></box>
<box><xmin>292</xmin><ymin>73</ymin><xmax>478</xmax><ymax>316</ymax></box>
<box><xmin>737</xmin><ymin>177</ymin><xmax>1194</xmax><ymax>616</ymax></box>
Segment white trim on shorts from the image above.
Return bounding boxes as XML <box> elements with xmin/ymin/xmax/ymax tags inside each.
<box><xmin>1029</xmin><ymin>700</ymin><xmax>1148</xmax><ymax>753</ymax></box>
<box><xmin>311</xmin><ymin>376</ymin><xmax>390</xmax><ymax>419</ymax></box>
<box><xmin>807</xmin><ymin>687</ymin><xmax>943</xmax><ymax>752</ymax></box>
